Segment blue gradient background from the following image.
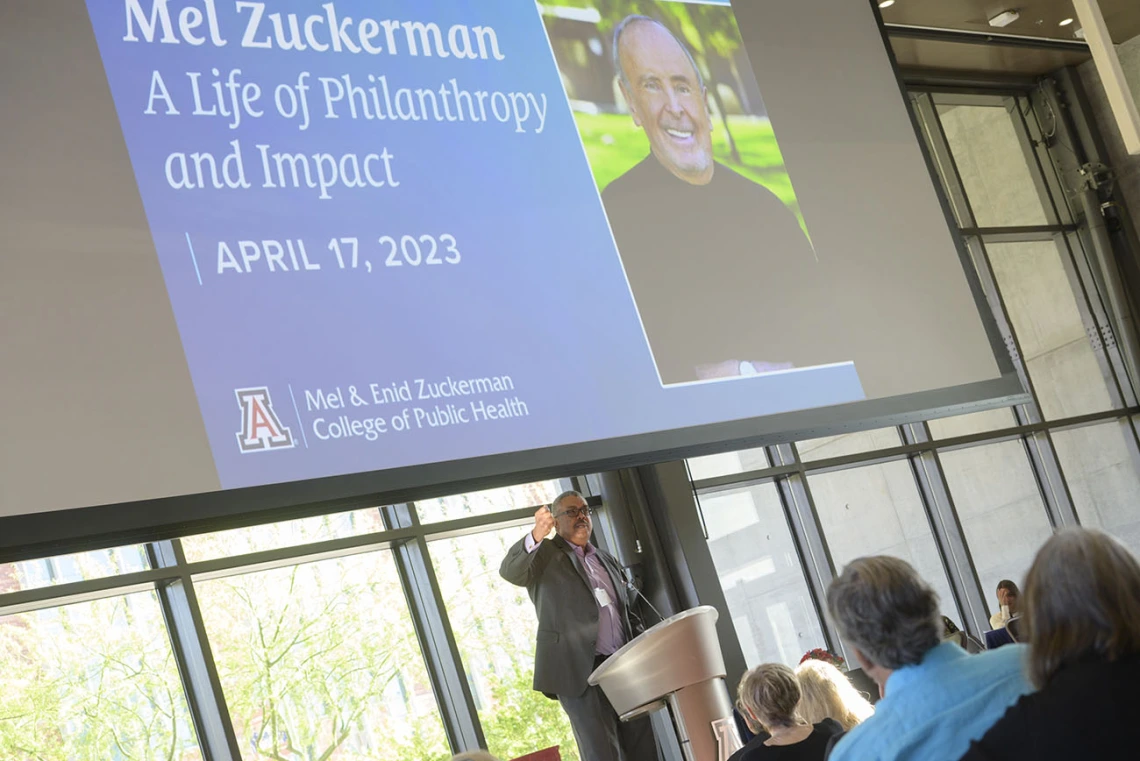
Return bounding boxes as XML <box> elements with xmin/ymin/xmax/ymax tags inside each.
<box><xmin>84</xmin><ymin>0</ymin><xmax>863</xmax><ymax>490</ymax></box>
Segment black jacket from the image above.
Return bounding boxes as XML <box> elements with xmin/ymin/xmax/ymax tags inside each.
<box><xmin>960</xmin><ymin>654</ymin><xmax>1140</xmax><ymax>761</ymax></box>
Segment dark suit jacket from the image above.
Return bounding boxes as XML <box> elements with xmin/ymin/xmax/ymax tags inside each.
<box><xmin>500</xmin><ymin>533</ymin><xmax>638</xmax><ymax>699</ymax></box>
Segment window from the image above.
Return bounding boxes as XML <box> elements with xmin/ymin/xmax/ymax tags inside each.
<box><xmin>0</xmin><ymin>592</ymin><xmax>202</xmax><ymax>760</ymax></box>
<box><xmin>809</xmin><ymin>462</ymin><xmax>959</xmax><ymax>621</ymax></box>
<box><xmin>195</xmin><ymin>552</ymin><xmax>448</xmax><ymax>761</ymax></box>
<box><xmin>927</xmin><ymin>407</ymin><xmax>1018</xmax><ymax>439</ymax></box>
<box><xmin>937</xmin><ymin>104</ymin><xmax>1049</xmax><ymax>228</ymax></box>
<box><xmin>987</xmin><ymin>240</ymin><xmax>1115</xmax><ymax>419</ymax></box>
<box><xmin>698</xmin><ymin>483</ymin><xmax>826</xmax><ymax>666</ymax></box>
<box><xmin>797</xmin><ymin>428</ymin><xmax>900</xmax><ymax>462</ymax></box>
<box><xmin>938</xmin><ymin>441</ymin><xmax>1055</xmax><ymax>612</ymax></box>
<box><xmin>429</xmin><ymin>526</ymin><xmax>578</xmax><ymax>761</ymax></box>
<box><xmin>0</xmin><ymin>545</ymin><xmax>148</xmax><ymax>593</ymax></box>
<box><xmin>416</xmin><ymin>481</ymin><xmax>564</xmax><ymax>524</ymax></box>
<box><xmin>1051</xmin><ymin>421</ymin><xmax>1140</xmax><ymax>554</ymax></box>
<box><xmin>181</xmin><ymin>508</ymin><xmax>386</xmax><ymax>562</ymax></box>
<box><xmin>687</xmin><ymin>448</ymin><xmax>770</xmax><ymax>481</ymax></box>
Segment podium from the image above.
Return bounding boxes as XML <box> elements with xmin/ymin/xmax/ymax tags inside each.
<box><xmin>589</xmin><ymin>606</ymin><xmax>743</xmax><ymax>761</ymax></box>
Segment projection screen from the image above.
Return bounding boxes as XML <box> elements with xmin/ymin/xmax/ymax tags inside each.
<box><xmin>0</xmin><ymin>0</ymin><xmax>1022</xmax><ymax>556</ymax></box>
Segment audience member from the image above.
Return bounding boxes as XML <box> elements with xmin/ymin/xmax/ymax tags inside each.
<box><xmin>799</xmin><ymin>648</ymin><xmax>846</xmax><ymax>671</ymax></box>
<box><xmin>734</xmin><ymin>704</ymin><xmax>763</xmax><ymax>744</ymax></box>
<box><xmin>960</xmin><ymin>528</ymin><xmax>1140</xmax><ymax>761</ymax></box>
<box><xmin>794</xmin><ymin>659</ymin><xmax>874</xmax><ymax>731</ymax></box>
<box><xmin>989</xmin><ymin>580</ymin><xmax>1019</xmax><ymax>630</ymax></box>
<box><xmin>731</xmin><ymin>663</ymin><xmax>841</xmax><ymax>761</ymax></box>
<box><xmin>825</xmin><ymin>556</ymin><xmax>1030</xmax><ymax>761</ymax></box>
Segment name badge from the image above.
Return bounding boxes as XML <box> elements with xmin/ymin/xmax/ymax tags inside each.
<box><xmin>594</xmin><ymin>587</ymin><xmax>612</xmax><ymax>608</ymax></box>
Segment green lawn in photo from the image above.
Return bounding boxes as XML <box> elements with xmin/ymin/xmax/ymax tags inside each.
<box><xmin>573</xmin><ymin>111</ymin><xmax>806</xmax><ymax>233</ymax></box>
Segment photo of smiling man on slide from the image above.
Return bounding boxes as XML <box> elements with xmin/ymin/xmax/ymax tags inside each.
<box><xmin>543</xmin><ymin>2</ymin><xmax>844</xmax><ymax>386</ymax></box>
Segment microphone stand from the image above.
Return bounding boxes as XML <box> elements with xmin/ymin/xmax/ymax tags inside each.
<box><xmin>622</xmin><ymin>568</ymin><xmax>666</xmax><ymax>625</ymax></box>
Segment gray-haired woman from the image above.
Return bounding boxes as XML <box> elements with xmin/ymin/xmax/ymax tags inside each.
<box><xmin>731</xmin><ymin>663</ymin><xmax>841</xmax><ymax>761</ymax></box>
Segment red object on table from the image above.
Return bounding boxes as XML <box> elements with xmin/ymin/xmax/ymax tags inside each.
<box><xmin>511</xmin><ymin>748</ymin><xmax>561</xmax><ymax>761</ymax></box>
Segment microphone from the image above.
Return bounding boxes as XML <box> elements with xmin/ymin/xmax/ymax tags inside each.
<box><xmin>622</xmin><ymin>569</ymin><xmax>666</xmax><ymax>625</ymax></box>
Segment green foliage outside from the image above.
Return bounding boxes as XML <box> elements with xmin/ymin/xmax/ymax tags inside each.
<box><xmin>0</xmin><ymin>593</ymin><xmax>203</xmax><ymax>761</ymax></box>
<box><xmin>1</xmin><ymin>497</ymin><xmax>583</xmax><ymax>761</ymax></box>
<box><xmin>480</xmin><ymin>669</ymin><xmax>579</xmax><ymax>761</ymax></box>
<box><xmin>0</xmin><ymin>548</ymin><xmax>451</xmax><ymax>761</ymax></box>
<box><xmin>434</xmin><ymin>520</ymin><xmax>580</xmax><ymax>761</ymax></box>
<box><xmin>195</xmin><ymin>556</ymin><xmax>451</xmax><ymax>761</ymax></box>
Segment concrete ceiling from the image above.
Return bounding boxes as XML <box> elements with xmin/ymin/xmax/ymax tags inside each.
<box><xmin>880</xmin><ymin>0</ymin><xmax>1140</xmax><ymax>77</ymax></box>
<box><xmin>881</xmin><ymin>0</ymin><xmax>1140</xmax><ymax>43</ymax></box>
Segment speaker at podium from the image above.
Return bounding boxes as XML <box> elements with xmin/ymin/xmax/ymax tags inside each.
<box><xmin>589</xmin><ymin>606</ymin><xmax>743</xmax><ymax>761</ymax></box>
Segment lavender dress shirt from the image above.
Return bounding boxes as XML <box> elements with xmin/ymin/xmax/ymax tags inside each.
<box><xmin>525</xmin><ymin>534</ymin><xmax>627</xmax><ymax>656</ymax></box>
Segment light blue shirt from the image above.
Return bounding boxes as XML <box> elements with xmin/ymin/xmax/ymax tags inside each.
<box><xmin>829</xmin><ymin>642</ymin><xmax>1031</xmax><ymax>761</ymax></box>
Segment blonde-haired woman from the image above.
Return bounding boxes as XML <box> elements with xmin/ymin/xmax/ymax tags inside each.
<box><xmin>794</xmin><ymin>659</ymin><xmax>874</xmax><ymax>731</ymax></box>
<box><xmin>961</xmin><ymin>528</ymin><xmax>1140</xmax><ymax>761</ymax></box>
<box><xmin>731</xmin><ymin>663</ymin><xmax>842</xmax><ymax>761</ymax></box>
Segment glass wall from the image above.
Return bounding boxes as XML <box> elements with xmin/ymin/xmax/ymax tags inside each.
<box><xmin>687</xmin><ymin>88</ymin><xmax>1140</xmax><ymax>664</ymax></box>
<box><xmin>808</xmin><ymin>461</ymin><xmax>958</xmax><ymax>620</ymax></box>
<box><xmin>1051</xmin><ymin>420</ymin><xmax>1140</xmax><ymax>549</ymax></box>
<box><xmin>0</xmin><ymin>592</ymin><xmax>202</xmax><ymax>761</ymax></box>
<box><xmin>985</xmin><ymin>240</ymin><xmax>1115</xmax><ymax>419</ymax></box>
<box><xmin>196</xmin><ymin>552</ymin><xmax>448</xmax><ymax>760</ymax></box>
<box><xmin>0</xmin><ymin>544</ymin><xmax>148</xmax><ymax>592</ymax></box>
<box><xmin>0</xmin><ymin>480</ymin><xmax>573</xmax><ymax>761</ymax></box>
<box><xmin>430</xmin><ymin>526</ymin><xmax>578</xmax><ymax>761</ymax></box>
<box><xmin>938</xmin><ymin>442</ymin><xmax>1054</xmax><ymax>598</ymax></box>
<box><xmin>698</xmin><ymin>483</ymin><xmax>826</xmax><ymax>666</ymax></box>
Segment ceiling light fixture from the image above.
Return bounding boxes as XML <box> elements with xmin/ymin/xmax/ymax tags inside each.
<box><xmin>878</xmin><ymin>0</ymin><xmax>895</xmax><ymax>8</ymax></box>
<box><xmin>987</xmin><ymin>10</ymin><xmax>1021</xmax><ymax>28</ymax></box>
<box><xmin>1059</xmin><ymin>17</ymin><xmax>1074</xmax><ymax>26</ymax></box>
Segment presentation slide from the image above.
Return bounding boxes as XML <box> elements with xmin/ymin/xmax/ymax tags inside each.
<box><xmin>0</xmin><ymin>0</ymin><xmax>1013</xmax><ymax>529</ymax></box>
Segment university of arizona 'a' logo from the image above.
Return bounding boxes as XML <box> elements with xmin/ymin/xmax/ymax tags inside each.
<box><xmin>235</xmin><ymin>387</ymin><xmax>294</xmax><ymax>453</ymax></box>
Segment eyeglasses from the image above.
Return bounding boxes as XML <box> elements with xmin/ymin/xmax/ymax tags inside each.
<box><xmin>555</xmin><ymin>506</ymin><xmax>593</xmax><ymax>520</ymax></box>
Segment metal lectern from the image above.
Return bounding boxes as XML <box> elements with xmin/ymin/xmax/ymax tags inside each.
<box><xmin>588</xmin><ymin>606</ymin><xmax>743</xmax><ymax>761</ymax></box>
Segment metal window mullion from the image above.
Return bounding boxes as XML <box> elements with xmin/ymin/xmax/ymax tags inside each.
<box><xmin>1007</xmin><ymin>94</ymin><xmax>1069</xmax><ymax>229</ymax></box>
<box><xmin>972</xmin><ymin>226</ymin><xmax>1078</xmax><ymax>243</ymax></box>
<box><xmin>1121</xmin><ymin>417</ymin><xmax>1140</xmax><ymax>492</ymax></box>
<box><xmin>1037</xmin><ymin>75</ymin><xmax>1140</xmax><ymax>403</ymax></box>
<box><xmin>901</xmin><ymin>424</ymin><xmax>990</xmax><ymax>639</ymax></box>
<box><xmin>1067</xmin><ymin>228</ymin><xmax>1139</xmax><ymax>406</ymax></box>
<box><xmin>0</xmin><ymin>567</ymin><xmax>177</xmax><ymax>615</ymax></box>
<box><xmin>148</xmin><ymin>540</ymin><xmax>241</xmax><ymax>761</ymax></box>
<box><xmin>1009</xmin><ymin>402</ymin><xmax>1080</xmax><ymax>529</ymax></box>
<box><xmin>912</xmin><ymin>92</ymin><xmax>976</xmax><ymax>227</ymax></box>
<box><xmin>382</xmin><ymin>504</ymin><xmax>484</xmax><ymax>754</ymax></box>
<box><xmin>1021</xmin><ymin>428</ymin><xmax>1081</xmax><ymax>528</ymax></box>
<box><xmin>913</xmin><ymin>93</ymin><xmax>1035</xmax><ymax>394</ymax></box>
<box><xmin>1015</xmin><ymin>82</ymin><xmax>1139</xmax><ymax>403</ymax></box>
<box><xmin>964</xmin><ymin>236</ymin><xmax>1049</xmax><ymax>413</ymax></box>
<box><xmin>769</xmin><ymin>444</ymin><xmax>842</xmax><ymax>656</ymax></box>
<box><xmin>1018</xmin><ymin>90</ymin><xmax>1079</xmax><ymax>226</ymax></box>
<box><xmin>895</xmin><ymin>420</ymin><xmax>964</xmax><ymax>630</ymax></box>
<box><xmin>1006</xmin><ymin>87</ymin><xmax>1132</xmax><ymax>414</ymax></box>
<box><xmin>1063</xmin><ymin>225</ymin><xmax>1140</xmax><ymax>406</ymax></box>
